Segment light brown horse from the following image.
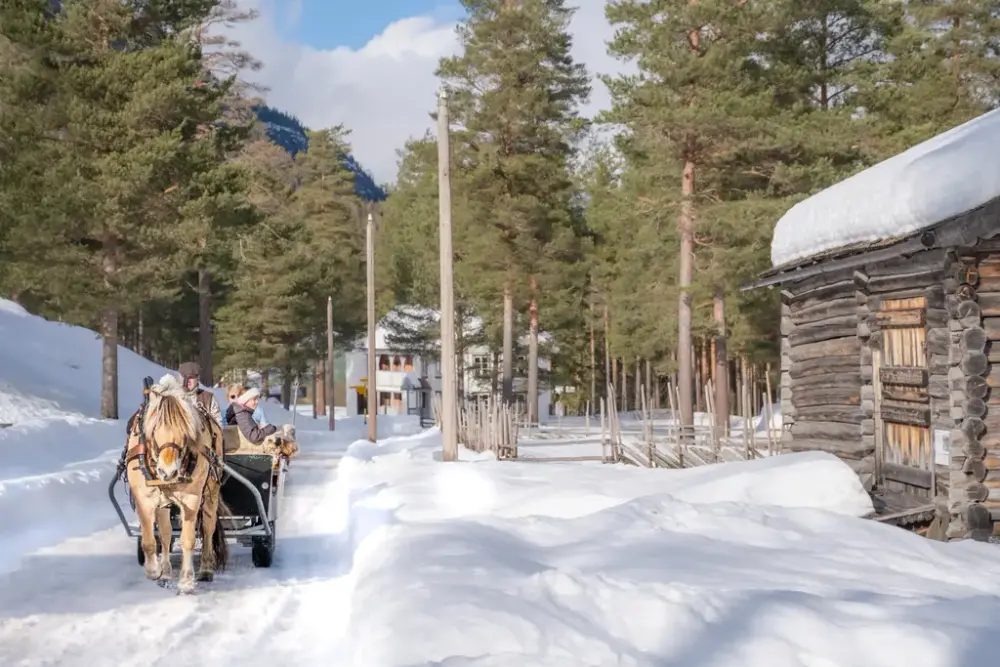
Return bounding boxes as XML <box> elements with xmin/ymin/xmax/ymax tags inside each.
<box><xmin>125</xmin><ymin>374</ymin><xmax>228</xmax><ymax>593</ymax></box>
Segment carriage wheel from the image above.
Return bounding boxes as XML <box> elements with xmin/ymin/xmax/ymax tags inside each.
<box><xmin>251</xmin><ymin>537</ymin><xmax>273</xmax><ymax>567</ymax></box>
<box><xmin>251</xmin><ymin>525</ymin><xmax>275</xmax><ymax>568</ymax></box>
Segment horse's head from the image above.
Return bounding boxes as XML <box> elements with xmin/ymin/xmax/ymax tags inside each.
<box><xmin>142</xmin><ymin>374</ymin><xmax>200</xmax><ymax>481</ymax></box>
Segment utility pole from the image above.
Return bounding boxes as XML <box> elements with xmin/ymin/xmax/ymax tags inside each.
<box><xmin>366</xmin><ymin>210</ymin><xmax>377</xmax><ymax>442</ymax></box>
<box><xmin>327</xmin><ymin>295</ymin><xmax>335</xmax><ymax>431</ymax></box>
<box><xmin>437</xmin><ymin>89</ymin><xmax>458</xmax><ymax>462</ymax></box>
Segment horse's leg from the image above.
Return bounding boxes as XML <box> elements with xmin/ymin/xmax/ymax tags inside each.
<box><xmin>197</xmin><ymin>480</ymin><xmax>220</xmax><ymax>582</ymax></box>
<box><xmin>127</xmin><ymin>465</ymin><xmax>163</xmax><ymax>581</ymax></box>
<box><xmin>155</xmin><ymin>506</ymin><xmax>173</xmax><ymax>579</ymax></box>
<box><xmin>177</xmin><ymin>497</ymin><xmax>200</xmax><ymax>593</ymax></box>
<box><xmin>135</xmin><ymin>496</ymin><xmax>162</xmax><ymax>581</ymax></box>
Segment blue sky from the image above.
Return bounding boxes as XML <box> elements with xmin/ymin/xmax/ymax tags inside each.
<box><xmin>282</xmin><ymin>0</ymin><xmax>466</xmax><ymax>50</ymax></box>
<box><xmin>237</xmin><ymin>0</ymin><xmax>620</xmax><ymax>183</ymax></box>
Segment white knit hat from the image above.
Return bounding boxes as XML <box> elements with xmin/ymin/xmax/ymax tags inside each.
<box><xmin>236</xmin><ymin>387</ymin><xmax>260</xmax><ymax>405</ymax></box>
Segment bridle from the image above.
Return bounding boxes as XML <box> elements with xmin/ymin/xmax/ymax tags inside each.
<box><xmin>126</xmin><ymin>386</ymin><xmax>196</xmax><ymax>484</ymax></box>
<box><xmin>148</xmin><ymin>433</ymin><xmax>193</xmax><ymax>481</ymax></box>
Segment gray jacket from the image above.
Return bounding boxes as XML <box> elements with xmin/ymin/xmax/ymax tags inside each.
<box><xmin>231</xmin><ymin>403</ymin><xmax>277</xmax><ymax>445</ymax></box>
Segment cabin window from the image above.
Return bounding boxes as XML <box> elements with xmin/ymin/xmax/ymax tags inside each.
<box><xmin>391</xmin><ymin>355</ymin><xmax>402</xmax><ymax>371</ymax></box>
<box><xmin>403</xmin><ymin>355</ymin><xmax>414</xmax><ymax>372</ymax></box>
<box><xmin>379</xmin><ymin>354</ymin><xmax>390</xmax><ymax>371</ymax></box>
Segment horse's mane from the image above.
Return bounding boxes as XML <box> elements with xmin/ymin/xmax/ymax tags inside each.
<box><xmin>143</xmin><ymin>373</ymin><xmax>200</xmax><ymax>442</ymax></box>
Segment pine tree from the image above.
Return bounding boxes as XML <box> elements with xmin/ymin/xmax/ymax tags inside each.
<box><xmin>436</xmin><ymin>0</ymin><xmax>590</xmax><ymax>419</ymax></box>
<box><xmin>292</xmin><ymin>126</ymin><xmax>367</xmax><ymax>356</ymax></box>
<box><xmin>1</xmin><ymin>0</ymin><xmax>242</xmax><ymax>416</ymax></box>
<box><xmin>604</xmin><ymin>0</ymin><xmax>779</xmax><ymax>426</ymax></box>
<box><xmin>215</xmin><ymin>138</ymin><xmax>302</xmax><ymax>377</ymax></box>
<box><xmin>861</xmin><ymin>0</ymin><xmax>1000</xmax><ymax>153</ymax></box>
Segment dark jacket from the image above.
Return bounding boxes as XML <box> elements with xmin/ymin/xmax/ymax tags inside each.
<box><xmin>225</xmin><ymin>403</ymin><xmax>237</xmax><ymax>425</ymax></box>
<box><xmin>232</xmin><ymin>403</ymin><xmax>277</xmax><ymax>445</ymax></box>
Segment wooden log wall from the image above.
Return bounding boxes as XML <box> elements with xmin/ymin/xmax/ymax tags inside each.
<box><xmin>780</xmin><ymin>268</ymin><xmax>871</xmax><ymax>476</ymax></box>
<box><xmin>947</xmin><ymin>251</ymin><xmax>1000</xmax><ymax>540</ymax></box>
<box><xmin>781</xmin><ymin>249</ymin><xmax>955</xmax><ymax>502</ymax></box>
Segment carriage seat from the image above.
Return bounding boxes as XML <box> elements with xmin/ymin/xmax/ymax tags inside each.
<box><xmin>223</xmin><ymin>423</ymin><xmax>298</xmax><ymax>459</ymax></box>
<box><xmin>222</xmin><ymin>425</ymin><xmax>243</xmax><ymax>454</ymax></box>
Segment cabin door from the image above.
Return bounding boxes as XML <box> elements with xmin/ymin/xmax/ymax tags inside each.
<box><xmin>874</xmin><ymin>296</ymin><xmax>932</xmax><ymax>495</ymax></box>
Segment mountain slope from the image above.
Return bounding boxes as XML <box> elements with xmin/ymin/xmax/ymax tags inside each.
<box><xmin>254</xmin><ymin>105</ymin><xmax>386</xmax><ymax>202</ymax></box>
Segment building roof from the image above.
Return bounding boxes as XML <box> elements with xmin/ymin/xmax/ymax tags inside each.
<box><xmin>770</xmin><ymin>108</ymin><xmax>1000</xmax><ymax>268</ymax></box>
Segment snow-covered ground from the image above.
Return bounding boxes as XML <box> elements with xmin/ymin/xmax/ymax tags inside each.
<box><xmin>336</xmin><ymin>435</ymin><xmax>1000</xmax><ymax>666</ymax></box>
<box><xmin>4</xmin><ymin>298</ymin><xmax>1000</xmax><ymax>666</ymax></box>
<box><xmin>0</xmin><ymin>298</ymin><xmax>335</xmax><ymax>576</ymax></box>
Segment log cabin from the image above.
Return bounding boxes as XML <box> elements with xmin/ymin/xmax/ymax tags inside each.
<box><xmin>745</xmin><ymin>108</ymin><xmax>1000</xmax><ymax>541</ymax></box>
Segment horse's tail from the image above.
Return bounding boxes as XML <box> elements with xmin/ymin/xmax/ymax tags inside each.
<box><xmin>207</xmin><ymin>495</ymin><xmax>231</xmax><ymax>571</ymax></box>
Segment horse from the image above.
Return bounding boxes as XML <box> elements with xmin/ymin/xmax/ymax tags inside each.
<box><xmin>124</xmin><ymin>373</ymin><xmax>228</xmax><ymax>593</ymax></box>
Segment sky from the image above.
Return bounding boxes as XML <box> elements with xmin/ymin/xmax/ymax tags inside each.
<box><xmin>225</xmin><ymin>0</ymin><xmax>630</xmax><ymax>185</ymax></box>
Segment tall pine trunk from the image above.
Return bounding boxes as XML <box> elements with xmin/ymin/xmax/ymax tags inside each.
<box><xmin>100</xmin><ymin>228</ymin><xmax>118</xmax><ymax>419</ymax></box>
<box><xmin>137</xmin><ymin>306</ymin><xmax>145</xmax><ymax>357</ymax></box>
<box><xmin>457</xmin><ymin>305</ymin><xmax>466</xmax><ymax>400</ymax></box>
<box><xmin>677</xmin><ymin>12</ymin><xmax>699</xmax><ymax>430</ymax></box>
<box><xmin>676</xmin><ymin>156</ymin><xmax>696</xmax><ymax>429</ymax></box>
<box><xmin>281</xmin><ymin>366</ymin><xmax>293</xmax><ymax>411</ymax></box>
<box><xmin>589</xmin><ymin>307</ymin><xmax>596</xmax><ymax>412</ymax></box>
<box><xmin>620</xmin><ymin>359</ymin><xmax>627</xmax><ymax>412</ymax></box>
<box><xmin>612</xmin><ymin>356</ymin><xmax>618</xmax><ymax>400</ymax></box>
<box><xmin>491</xmin><ymin>349</ymin><xmax>501</xmax><ymax>395</ymax></box>
<box><xmin>101</xmin><ymin>309</ymin><xmax>119</xmax><ymax>419</ymax></box>
<box><xmin>527</xmin><ymin>278</ymin><xmax>539</xmax><ymax>424</ymax></box>
<box><xmin>713</xmin><ymin>288</ymin><xmax>729</xmax><ymax>433</ymax></box>
<box><xmin>634</xmin><ymin>357</ymin><xmax>641</xmax><ymax>411</ymax></box>
<box><xmin>198</xmin><ymin>268</ymin><xmax>213</xmax><ymax>386</ymax></box>
<box><xmin>502</xmin><ymin>286</ymin><xmax>514</xmax><ymax>403</ymax></box>
<box><xmin>649</xmin><ymin>360</ymin><xmax>660</xmax><ymax>410</ymax></box>
<box><xmin>603</xmin><ymin>305</ymin><xmax>611</xmax><ymax>400</ymax></box>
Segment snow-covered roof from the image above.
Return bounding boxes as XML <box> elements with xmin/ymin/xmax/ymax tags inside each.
<box><xmin>771</xmin><ymin>108</ymin><xmax>1000</xmax><ymax>268</ymax></box>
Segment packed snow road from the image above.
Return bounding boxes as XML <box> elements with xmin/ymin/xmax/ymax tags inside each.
<box><xmin>0</xmin><ymin>436</ymin><xmax>353</xmax><ymax>667</ymax></box>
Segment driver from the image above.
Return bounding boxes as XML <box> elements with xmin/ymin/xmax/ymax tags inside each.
<box><xmin>177</xmin><ymin>361</ymin><xmax>223</xmax><ymax>427</ymax></box>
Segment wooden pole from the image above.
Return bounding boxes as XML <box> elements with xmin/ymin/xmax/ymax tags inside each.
<box><xmin>366</xmin><ymin>212</ymin><xmax>377</xmax><ymax>442</ymax></box>
<box><xmin>437</xmin><ymin>89</ymin><xmax>459</xmax><ymax>461</ymax></box>
<box><xmin>327</xmin><ymin>295</ymin><xmax>335</xmax><ymax>431</ymax></box>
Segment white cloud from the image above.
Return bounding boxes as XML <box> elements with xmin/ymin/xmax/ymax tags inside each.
<box><xmin>224</xmin><ymin>1</ymin><xmax>631</xmax><ymax>184</ymax></box>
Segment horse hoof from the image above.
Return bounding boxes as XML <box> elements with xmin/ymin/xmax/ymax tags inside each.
<box><xmin>196</xmin><ymin>570</ymin><xmax>214</xmax><ymax>582</ymax></box>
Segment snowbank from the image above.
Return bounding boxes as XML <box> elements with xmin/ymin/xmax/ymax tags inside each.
<box><xmin>0</xmin><ymin>298</ymin><xmax>327</xmax><ymax>574</ymax></box>
<box><xmin>771</xmin><ymin>108</ymin><xmax>1000</xmax><ymax>267</ymax></box>
<box><xmin>323</xmin><ymin>434</ymin><xmax>1000</xmax><ymax>667</ymax></box>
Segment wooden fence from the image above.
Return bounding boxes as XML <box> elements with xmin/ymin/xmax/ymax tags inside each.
<box><xmin>433</xmin><ymin>394</ymin><xmax>520</xmax><ymax>459</ymax></box>
<box><xmin>600</xmin><ymin>378</ymin><xmax>779</xmax><ymax>469</ymax></box>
